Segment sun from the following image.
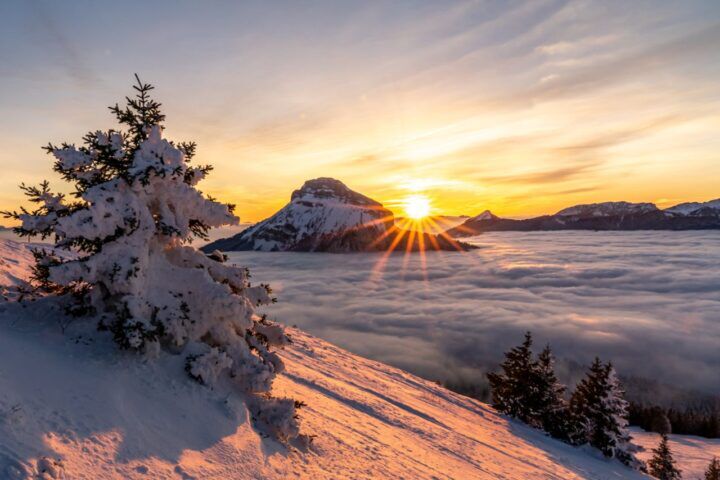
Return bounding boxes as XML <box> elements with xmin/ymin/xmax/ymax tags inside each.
<box><xmin>403</xmin><ymin>194</ymin><xmax>431</xmax><ymax>219</ymax></box>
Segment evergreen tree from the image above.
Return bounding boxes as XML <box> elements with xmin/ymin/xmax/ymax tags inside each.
<box><xmin>647</xmin><ymin>434</ymin><xmax>682</xmax><ymax>480</ymax></box>
<box><xmin>569</xmin><ymin>359</ymin><xmax>637</xmax><ymax>463</ymax></box>
<box><xmin>487</xmin><ymin>332</ymin><xmax>538</xmax><ymax>423</ymax></box>
<box><xmin>535</xmin><ymin>345</ymin><xmax>570</xmax><ymax>439</ymax></box>
<box><xmin>2</xmin><ymin>76</ymin><xmax>303</xmax><ymax>442</ymax></box>
<box><xmin>706</xmin><ymin>457</ymin><xmax>720</xmax><ymax>480</ymax></box>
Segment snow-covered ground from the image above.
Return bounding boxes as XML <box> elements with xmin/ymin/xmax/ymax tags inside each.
<box><xmin>632</xmin><ymin>428</ymin><xmax>720</xmax><ymax>479</ymax></box>
<box><xmin>0</xmin><ymin>313</ymin><xmax>653</xmax><ymax>479</ymax></box>
<box><xmin>0</xmin><ymin>238</ymin><xmax>657</xmax><ymax>479</ymax></box>
<box><xmin>0</xmin><ymin>240</ymin><xmax>34</xmax><ymax>294</ymax></box>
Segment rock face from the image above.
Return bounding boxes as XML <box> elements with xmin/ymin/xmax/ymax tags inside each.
<box><xmin>203</xmin><ymin>178</ymin><xmax>472</xmax><ymax>252</ymax></box>
<box><xmin>448</xmin><ymin>199</ymin><xmax>720</xmax><ymax>237</ymax></box>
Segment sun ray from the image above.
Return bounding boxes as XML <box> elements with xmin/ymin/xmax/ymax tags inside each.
<box><xmin>370</xmin><ymin>225</ymin><xmax>408</xmax><ymax>280</ymax></box>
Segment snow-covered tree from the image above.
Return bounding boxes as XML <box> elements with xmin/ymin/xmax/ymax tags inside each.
<box><xmin>2</xmin><ymin>76</ymin><xmax>302</xmax><ymax>441</ymax></box>
<box><xmin>535</xmin><ymin>345</ymin><xmax>570</xmax><ymax>440</ymax></box>
<box><xmin>569</xmin><ymin>359</ymin><xmax>638</xmax><ymax>464</ymax></box>
<box><xmin>487</xmin><ymin>332</ymin><xmax>538</xmax><ymax>424</ymax></box>
<box><xmin>647</xmin><ymin>434</ymin><xmax>682</xmax><ymax>480</ymax></box>
<box><xmin>705</xmin><ymin>457</ymin><xmax>720</xmax><ymax>480</ymax></box>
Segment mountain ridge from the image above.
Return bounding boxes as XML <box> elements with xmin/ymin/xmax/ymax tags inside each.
<box><xmin>448</xmin><ymin>198</ymin><xmax>720</xmax><ymax>236</ymax></box>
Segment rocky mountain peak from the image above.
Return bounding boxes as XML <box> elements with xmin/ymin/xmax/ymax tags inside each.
<box><xmin>291</xmin><ymin>178</ymin><xmax>380</xmax><ymax>207</ymax></box>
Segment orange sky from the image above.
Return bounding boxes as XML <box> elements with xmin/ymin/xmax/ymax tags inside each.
<box><xmin>1</xmin><ymin>2</ymin><xmax>719</xmax><ymax>225</ymax></box>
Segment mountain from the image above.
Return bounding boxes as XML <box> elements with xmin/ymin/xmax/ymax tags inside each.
<box><xmin>203</xmin><ymin>178</ymin><xmax>471</xmax><ymax>253</ymax></box>
<box><xmin>448</xmin><ymin>199</ymin><xmax>720</xmax><ymax>237</ymax></box>
<box><xmin>555</xmin><ymin>202</ymin><xmax>658</xmax><ymax>217</ymax></box>
<box><xmin>664</xmin><ymin>198</ymin><xmax>720</xmax><ymax>216</ymax></box>
<box><xmin>0</xmin><ymin>238</ymin><xmax>653</xmax><ymax>479</ymax></box>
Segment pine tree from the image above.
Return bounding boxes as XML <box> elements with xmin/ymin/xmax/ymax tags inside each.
<box><xmin>569</xmin><ymin>358</ymin><xmax>603</xmax><ymax>445</ymax></box>
<box><xmin>487</xmin><ymin>332</ymin><xmax>538</xmax><ymax>423</ymax></box>
<box><xmin>569</xmin><ymin>359</ymin><xmax>637</xmax><ymax>463</ymax></box>
<box><xmin>705</xmin><ymin>457</ymin><xmax>720</xmax><ymax>480</ymax></box>
<box><xmin>535</xmin><ymin>345</ymin><xmax>570</xmax><ymax>439</ymax></box>
<box><xmin>2</xmin><ymin>76</ymin><xmax>303</xmax><ymax>442</ymax></box>
<box><xmin>647</xmin><ymin>434</ymin><xmax>682</xmax><ymax>480</ymax></box>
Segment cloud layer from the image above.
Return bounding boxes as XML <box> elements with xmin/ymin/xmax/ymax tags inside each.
<box><xmin>229</xmin><ymin>231</ymin><xmax>720</xmax><ymax>395</ymax></box>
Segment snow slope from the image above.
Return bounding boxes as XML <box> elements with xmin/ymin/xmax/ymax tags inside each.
<box><xmin>632</xmin><ymin>428</ymin><xmax>720</xmax><ymax>479</ymax></box>
<box><xmin>0</xmin><ymin>238</ymin><xmax>652</xmax><ymax>479</ymax></box>
<box><xmin>0</xmin><ymin>240</ymin><xmax>34</xmax><ymax>295</ymax></box>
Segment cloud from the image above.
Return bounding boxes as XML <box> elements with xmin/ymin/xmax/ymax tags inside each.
<box><xmin>530</xmin><ymin>23</ymin><xmax>720</xmax><ymax>101</ymax></box>
<box><xmin>229</xmin><ymin>231</ymin><xmax>720</xmax><ymax>396</ymax></box>
<box><xmin>477</xmin><ymin>160</ymin><xmax>602</xmax><ymax>186</ymax></box>
<box><xmin>25</xmin><ymin>0</ymin><xmax>101</xmax><ymax>88</ymax></box>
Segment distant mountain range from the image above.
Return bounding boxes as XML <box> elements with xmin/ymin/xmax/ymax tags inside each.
<box><xmin>447</xmin><ymin>199</ymin><xmax>720</xmax><ymax>236</ymax></box>
<box><xmin>203</xmin><ymin>178</ymin><xmax>472</xmax><ymax>253</ymax></box>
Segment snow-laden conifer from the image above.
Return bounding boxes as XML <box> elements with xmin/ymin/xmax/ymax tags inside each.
<box><xmin>3</xmin><ymin>76</ymin><xmax>302</xmax><ymax>441</ymax></box>
<box><xmin>569</xmin><ymin>359</ymin><xmax>638</xmax><ymax>465</ymax></box>
<box><xmin>647</xmin><ymin>434</ymin><xmax>682</xmax><ymax>480</ymax></box>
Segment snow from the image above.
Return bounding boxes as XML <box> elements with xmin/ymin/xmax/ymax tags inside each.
<box><xmin>11</xmin><ymin>108</ymin><xmax>302</xmax><ymax>440</ymax></box>
<box><xmin>665</xmin><ymin>198</ymin><xmax>720</xmax><ymax>215</ymax></box>
<box><xmin>471</xmin><ymin>210</ymin><xmax>497</xmax><ymax>221</ymax></box>
<box><xmin>0</xmin><ymin>239</ymin><xmax>34</xmax><ymax>294</ymax></box>
<box><xmin>632</xmin><ymin>428</ymin><xmax>720</xmax><ymax>479</ymax></box>
<box><xmin>555</xmin><ymin>202</ymin><xmax>658</xmax><ymax>217</ymax></box>
<box><xmin>0</xmin><ymin>238</ymin><xmax>654</xmax><ymax>479</ymax></box>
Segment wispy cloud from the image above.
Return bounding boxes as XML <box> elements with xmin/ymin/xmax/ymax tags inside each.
<box><xmin>25</xmin><ymin>0</ymin><xmax>101</xmax><ymax>88</ymax></box>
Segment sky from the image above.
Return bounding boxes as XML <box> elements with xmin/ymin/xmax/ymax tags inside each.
<box><xmin>1</xmin><ymin>0</ymin><xmax>719</xmax><ymax>224</ymax></box>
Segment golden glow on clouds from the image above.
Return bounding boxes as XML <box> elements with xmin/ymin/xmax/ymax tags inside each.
<box><xmin>1</xmin><ymin>2</ymin><xmax>719</xmax><ymax>225</ymax></box>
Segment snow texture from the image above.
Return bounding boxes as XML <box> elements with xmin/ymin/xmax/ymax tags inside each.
<box><xmin>632</xmin><ymin>428</ymin><xmax>720</xmax><ymax>480</ymax></box>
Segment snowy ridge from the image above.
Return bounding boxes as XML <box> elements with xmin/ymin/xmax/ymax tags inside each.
<box><xmin>555</xmin><ymin>202</ymin><xmax>658</xmax><ymax>217</ymax></box>
<box><xmin>448</xmin><ymin>198</ymin><xmax>720</xmax><ymax>236</ymax></box>
<box><xmin>0</xmin><ymin>238</ymin><xmax>655</xmax><ymax>479</ymax></box>
<box><xmin>665</xmin><ymin>198</ymin><xmax>720</xmax><ymax>216</ymax></box>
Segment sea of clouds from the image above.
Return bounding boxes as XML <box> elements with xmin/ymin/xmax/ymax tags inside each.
<box><xmin>228</xmin><ymin>231</ymin><xmax>720</xmax><ymax>395</ymax></box>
